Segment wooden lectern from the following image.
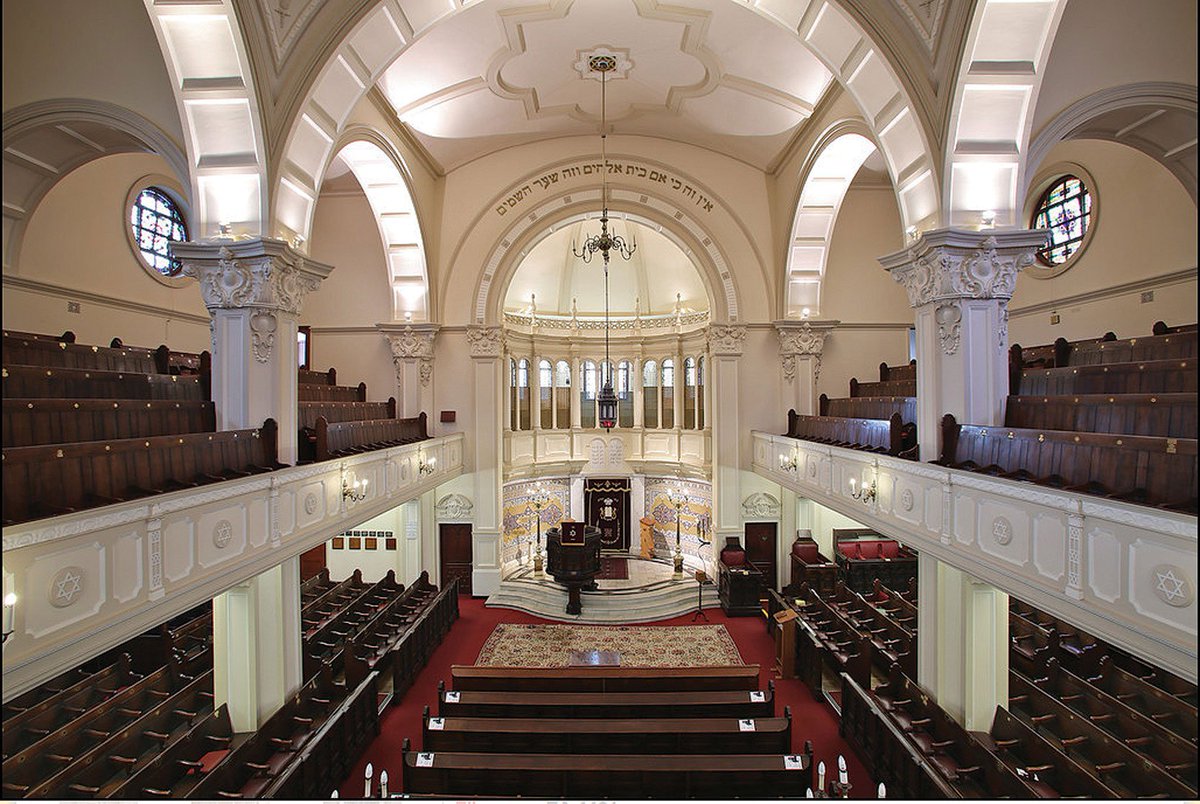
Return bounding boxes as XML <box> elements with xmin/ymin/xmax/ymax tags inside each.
<box><xmin>773</xmin><ymin>607</ymin><xmax>798</xmax><ymax>678</ymax></box>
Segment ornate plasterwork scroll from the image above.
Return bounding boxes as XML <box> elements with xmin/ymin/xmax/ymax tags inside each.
<box><xmin>384</xmin><ymin>324</ymin><xmax>439</xmax><ymax>387</ymax></box>
<box><xmin>467</xmin><ymin>326</ymin><xmax>504</xmax><ymax>358</ymax></box>
<box><xmin>706</xmin><ymin>324</ymin><xmax>746</xmax><ymax>356</ymax></box>
<box><xmin>775</xmin><ymin>320</ymin><xmax>836</xmax><ymax>384</ymax></box>
<box><xmin>436</xmin><ymin>493</ymin><xmax>474</xmax><ymax>521</ymax></box>
<box><xmin>742</xmin><ymin>492</ymin><xmax>781</xmax><ymax>519</ymax></box>
<box><xmin>177</xmin><ymin>239</ymin><xmax>332</xmax><ymax>315</ymax></box>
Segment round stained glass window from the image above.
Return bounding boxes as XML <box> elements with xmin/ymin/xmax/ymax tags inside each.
<box><xmin>1032</xmin><ymin>175</ymin><xmax>1091</xmax><ymax>266</ymax></box>
<box><xmin>129</xmin><ymin>187</ymin><xmax>188</xmax><ymax>276</ymax></box>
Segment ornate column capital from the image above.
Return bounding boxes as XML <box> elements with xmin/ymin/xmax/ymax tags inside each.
<box><xmin>174</xmin><ymin>237</ymin><xmax>333</xmax><ymax>315</ymax></box>
<box><xmin>467</xmin><ymin>325</ymin><xmax>504</xmax><ymax>358</ymax></box>
<box><xmin>878</xmin><ymin>228</ymin><xmax>1048</xmax><ymax>309</ymax></box>
<box><xmin>380</xmin><ymin>323</ymin><xmax>439</xmax><ymax>387</ymax></box>
<box><xmin>706</xmin><ymin>324</ymin><xmax>747</xmax><ymax>356</ymax></box>
<box><xmin>774</xmin><ymin>319</ymin><xmax>838</xmax><ymax>356</ymax></box>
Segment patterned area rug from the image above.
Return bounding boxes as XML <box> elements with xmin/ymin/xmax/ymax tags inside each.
<box><xmin>595</xmin><ymin>557</ymin><xmax>629</xmax><ymax>580</ymax></box>
<box><xmin>475</xmin><ymin>623</ymin><xmax>744</xmax><ymax>667</ymax></box>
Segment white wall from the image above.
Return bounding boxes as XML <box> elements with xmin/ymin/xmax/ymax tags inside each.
<box><xmin>3</xmin><ymin>152</ymin><xmax>210</xmax><ymax>351</ymax></box>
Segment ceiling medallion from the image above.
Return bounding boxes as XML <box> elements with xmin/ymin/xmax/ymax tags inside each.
<box><xmin>573</xmin><ymin>47</ymin><xmax>633</xmax><ymax>81</ymax></box>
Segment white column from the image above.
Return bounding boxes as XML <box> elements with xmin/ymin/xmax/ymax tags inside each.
<box><xmin>633</xmin><ymin>358</ymin><xmax>644</xmax><ymax>429</ymax></box>
<box><xmin>570</xmin><ymin>476</ymin><xmax>585</xmax><ymax>522</ymax></box>
<box><xmin>707</xmin><ymin>325</ymin><xmax>746</xmax><ymax>546</ymax></box>
<box><xmin>468</xmin><ymin>326</ymin><xmax>504</xmax><ymax>596</ymax></box>
<box><xmin>775</xmin><ymin>320</ymin><xmax>837</xmax><ymax>417</ymax></box>
<box><xmin>383</xmin><ymin>324</ymin><xmax>438</xmax><ymax>420</ymax></box>
<box><xmin>630</xmin><ymin>474</ymin><xmax>646</xmax><ymax>555</ymax></box>
<box><xmin>879</xmin><ymin>227</ymin><xmax>1043</xmax><ymax>729</ymax></box>
<box><xmin>532</xmin><ymin>352</ymin><xmax>544</xmax><ymax>432</ymax></box>
<box><xmin>418</xmin><ymin>489</ymin><xmax>437</xmax><ymax>585</ymax></box>
<box><xmin>570</xmin><ymin>357</ymin><xmax>582</xmax><ymax>429</ymax></box>
<box><xmin>176</xmin><ymin>238</ymin><xmax>332</xmax><ymax>465</ymax></box>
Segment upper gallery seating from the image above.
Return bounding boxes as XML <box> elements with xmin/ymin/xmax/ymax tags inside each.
<box><xmin>296</xmin><ymin>366</ymin><xmax>428</xmax><ymax>462</ymax></box>
<box><xmin>2</xmin><ymin>330</ymin><xmax>282</xmax><ymax>526</ymax></box>
<box><xmin>940</xmin><ymin>322</ymin><xmax>1198</xmax><ymax>514</ymax></box>
<box><xmin>786</xmin><ymin>360</ymin><xmax>917</xmax><ymax>458</ymax></box>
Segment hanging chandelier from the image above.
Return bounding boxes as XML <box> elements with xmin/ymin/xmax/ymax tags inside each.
<box><xmin>573</xmin><ymin>54</ymin><xmax>636</xmax><ymax>431</ymax></box>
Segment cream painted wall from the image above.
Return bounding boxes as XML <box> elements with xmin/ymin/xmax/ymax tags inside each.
<box><xmin>1010</xmin><ymin>139</ymin><xmax>1198</xmax><ymax>346</ymax></box>
<box><xmin>2</xmin><ymin>0</ymin><xmax>184</xmax><ymax>145</ymax></box>
<box><xmin>1031</xmin><ymin>0</ymin><xmax>1198</xmax><ymax>135</ymax></box>
<box><xmin>323</xmin><ymin>508</ymin><xmax>405</xmax><ymax>584</ymax></box>
<box><xmin>3</xmin><ymin>152</ymin><xmax>210</xmax><ymax>351</ymax></box>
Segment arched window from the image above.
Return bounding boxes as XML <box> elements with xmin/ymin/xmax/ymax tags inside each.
<box><xmin>1032</xmin><ymin>175</ymin><xmax>1091</xmax><ymax>266</ymax></box>
<box><xmin>696</xmin><ymin>356</ymin><xmax>706</xmax><ymax>429</ymax></box>
<box><xmin>516</xmin><ymin>358</ymin><xmax>530</xmax><ymax>431</ymax></box>
<box><xmin>661</xmin><ymin>358</ymin><xmax>675</xmax><ymax>429</ymax></box>
<box><xmin>509</xmin><ymin>358</ymin><xmax>518</xmax><ymax>431</ymax></box>
<box><xmin>642</xmin><ymin>360</ymin><xmax>659</xmax><ymax>429</ymax></box>
<box><xmin>580</xmin><ymin>360</ymin><xmax>596</xmax><ymax>429</ymax></box>
<box><xmin>554</xmin><ymin>360</ymin><xmax>571</xmax><ymax>429</ymax></box>
<box><xmin>683</xmin><ymin>356</ymin><xmax>697</xmax><ymax>429</ymax></box>
<box><xmin>617</xmin><ymin>360</ymin><xmax>633</xmax><ymax>428</ymax></box>
<box><xmin>129</xmin><ymin>186</ymin><xmax>188</xmax><ymax>276</ymax></box>
<box><xmin>538</xmin><ymin>359</ymin><xmax>553</xmax><ymax>428</ymax></box>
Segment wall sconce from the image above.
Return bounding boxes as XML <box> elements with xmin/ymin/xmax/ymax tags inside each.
<box><xmin>2</xmin><ymin>592</ymin><xmax>15</xmax><ymax>643</ymax></box>
<box><xmin>779</xmin><ymin>451</ymin><xmax>799</xmax><ymax>473</ymax></box>
<box><xmin>980</xmin><ymin>210</ymin><xmax>996</xmax><ymax>229</ymax></box>
<box><xmin>343</xmin><ymin>475</ymin><xmax>368</xmax><ymax>503</ymax></box>
<box><xmin>848</xmin><ymin>476</ymin><xmax>876</xmax><ymax>504</ymax></box>
<box><xmin>418</xmin><ymin>453</ymin><xmax>436</xmax><ymax>477</ymax></box>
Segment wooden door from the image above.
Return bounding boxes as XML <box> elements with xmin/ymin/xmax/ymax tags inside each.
<box><xmin>744</xmin><ymin>522</ymin><xmax>778</xmax><ymax>591</ymax></box>
<box><xmin>585</xmin><ymin>478</ymin><xmax>630</xmax><ymax>550</ymax></box>
<box><xmin>440</xmin><ymin>523</ymin><xmax>473</xmax><ymax>595</ymax></box>
<box><xmin>299</xmin><ymin>544</ymin><xmax>326</xmax><ymax>580</ymax></box>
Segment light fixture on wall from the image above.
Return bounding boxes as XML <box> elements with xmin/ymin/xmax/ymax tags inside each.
<box><xmin>848</xmin><ymin>476</ymin><xmax>876</xmax><ymax>505</ymax></box>
<box><xmin>418</xmin><ymin>452</ymin><xmax>437</xmax><ymax>477</ymax></box>
<box><xmin>342</xmin><ymin>474</ymin><xmax>368</xmax><ymax>503</ymax></box>
<box><xmin>667</xmin><ymin>486</ymin><xmax>687</xmax><ymax>578</ymax></box>
<box><xmin>2</xmin><ymin>592</ymin><xmax>15</xmax><ymax>644</ymax></box>
<box><xmin>779</xmin><ymin>450</ymin><xmax>799</xmax><ymax>473</ymax></box>
<box><xmin>572</xmin><ymin>55</ymin><xmax>636</xmax><ymax>432</ymax></box>
<box><xmin>531</xmin><ymin>484</ymin><xmax>551</xmax><ymax>577</ymax></box>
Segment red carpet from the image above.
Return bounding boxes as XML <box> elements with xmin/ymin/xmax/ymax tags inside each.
<box><xmin>596</xmin><ymin>556</ymin><xmax>630</xmax><ymax>580</ymax></box>
<box><xmin>339</xmin><ymin>596</ymin><xmax>874</xmax><ymax>798</ymax></box>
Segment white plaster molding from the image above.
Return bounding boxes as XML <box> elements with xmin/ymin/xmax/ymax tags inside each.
<box><xmin>742</xmin><ymin>492</ymin><xmax>781</xmax><ymax>519</ymax></box>
<box><xmin>1009</xmin><ymin>267</ymin><xmax>1199</xmax><ymax>319</ymax></box>
<box><xmin>250</xmin><ymin>311</ymin><xmax>277</xmax><ymax>362</ymax></box>
<box><xmin>176</xmin><ymin>239</ymin><xmax>333</xmax><ymax>315</ymax></box>
<box><xmin>0</xmin><ymin>275</ymin><xmax>211</xmax><ymax>326</ymax></box>
<box><xmin>706</xmin><ymin>324</ymin><xmax>747</xmax><ymax>356</ymax></box>
<box><xmin>381</xmin><ymin>323</ymin><xmax>439</xmax><ymax>388</ymax></box>
<box><xmin>775</xmin><ymin>320</ymin><xmax>837</xmax><ymax>356</ymax></box>
<box><xmin>435</xmin><ymin>493</ymin><xmax>474</xmax><ymax>522</ymax></box>
<box><xmin>466</xmin><ymin>326</ymin><xmax>504</xmax><ymax>358</ymax></box>
<box><xmin>879</xmin><ymin>228</ymin><xmax>1049</xmax><ymax>309</ymax></box>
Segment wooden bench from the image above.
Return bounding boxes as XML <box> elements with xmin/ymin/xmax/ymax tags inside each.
<box><xmin>983</xmin><ymin>706</ymin><xmax>1117</xmax><ymax>798</ymax></box>
<box><xmin>3</xmin><ymin>328</ymin><xmax>76</xmax><ymax>343</ymax></box>
<box><xmin>786</xmin><ymin>409</ymin><xmax>912</xmax><ymax>456</ymax></box>
<box><xmin>864</xmin><ymin>579</ymin><xmax>917</xmax><ymax>636</ymax></box>
<box><xmin>110</xmin><ymin>705</ymin><xmax>238</xmax><ymax>798</ymax></box>
<box><xmin>937</xmin><ymin>413</ymin><xmax>1198</xmax><ymax>512</ymax></box>
<box><xmin>420</xmin><ymin>709</ymin><xmax>792</xmax><ymax>755</ymax></box>
<box><xmin>436</xmin><ymin>683</ymin><xmax>776</xmax><ymax>720</ymax></box>
<box><xmin>106</xmin><ymin>341</ymin><xmax>209</xmax><ymax>376</ymax></box>
<box><xmin>820</xmin><ymin>394</ymin><xmax>917</xmax><ymax>423</ymax></box>
<box><xmin>450</xmin><ymin>665</ymin><xmax>761</xmax><ymax>693</ymax></box>
<box><xmin>833</xmin><ymin>531</ymin><xmax>918</xmax><ymax>594</ymax></box>
<box><xmin>2</xmin><ymin>398</ymin><xmax>216</xmax><ymax>447</ymax></box>
<box><xmin>297</xmin><ymin>381</ymin><xmax>365</xmax><ymax>402</ymax></box>
<box><xmin>1010</xmin><ymin>332</ymin><xmax>1118</xmax><ymax>374</ymax></box>
<box><xmin>1014</xmin><ymin>358</ymin><xmax>1198</xmax><ymax>396</ymax></box>
<box><xmin>786</xmin><ymin>536</ymin><xmax>837</xmax><ymax>599</ymax></box>
<box><xmin>1007</xmin><ymin>671</ymin><xmax>1194</xmax><ymax>798</ymax></box>
<box><xmin>298</xmin><ymin>367</ymin><xmax>337</xmax><ymax>386</ymax></box>
<box><xmin>827</xmin><ymin>582</ymin><xmax>916</xmax><ymax>678</ymax></box>
<box><xmin>297</xmin><ymin>399</ymin><xmax>394</xmax><ymax>430</ymax></box>
<box><xmin>849</xmin><ymin>377</ymin><xmax>917</xmax><ymax>397</ymax></box>
<box><xmin>2</xmin><ymin>665</ymin><xmax>94</xmax><ymax>722</ymax></box>
<box><xmin>3</xmin><ymin>365</ymin><xmax>209</xmax><ymax>400</ymax></box>
<box><xmin>1065</xmin><ymin>330</ymin><xmax>1198</xmax><ymax>366</ymax></box>
<box><xmin>1005</xmin><ymin>392</ymin><xmax>1197</xmax><ymax>438</ymax></box>
<box><xmin>3</xmin><ymin>335</ymin><xmax>160</xmax><ymax>374</ymax></box>
<box><xmin>303</xmin><ymin>571</ymin><xmax>406</xmax><ymax>679</ymax></box>
<box><xmin>789</xmin><ymin>583</ymin><xmax>871</xmax><ymax>692</ymax></box>
<box><xmin>313</xmin><ymin>412</ymin><xmax>428</xmax><ymax>461</ymax></box>
<box><xmin>1154</xmin><ymin>321</ymin><xmax>1198</xmax><ymax>336</ymax></box>
<box><xmin>879</xmin><ymin>360</ymin><xmax>916</xmax><ymax>382</ymax></box>
<box><xmin>2</xmin><ymin>418</ymin><xmax>282</xmax><ymax>525</ymax></box>
<box><xmin>400</xmin><ymin>740</ymin><xmax>814</xmax><ymax>799</ymax></box>
<box><xmin>1081</xmin><ymin>655</ymin><xmax>1198</xmax><ymax>744</ymax></box>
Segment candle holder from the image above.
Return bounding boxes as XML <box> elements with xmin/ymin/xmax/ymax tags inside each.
<box><xmin>2</xmin><ymin>592</ymin><xmax>15</xmax><ymax>644</ymax></box>
<box><xmin>667</xmin><ymin>488</ymin><xmax>687</xmax><ymax>579</ymax></box>
<box><xmin>531</xmin><ymin>485</ymin><xmax>551</xmax><ymax>578</ymax></box>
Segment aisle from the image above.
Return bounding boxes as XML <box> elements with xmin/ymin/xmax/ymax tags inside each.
<box><xmin>339</xmin><ymin>596</ymin><xmax>874</xmax><ymax>798</ymax></box>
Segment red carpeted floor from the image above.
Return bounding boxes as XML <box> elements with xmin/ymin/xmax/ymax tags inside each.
<box><xmin>338</xmin><ymin>596</ymin><xmax>874</xmax><ymax>798</ymax></box>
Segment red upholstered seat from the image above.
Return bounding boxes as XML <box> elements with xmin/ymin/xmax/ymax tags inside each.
<box><xmin>859</xmin><ymin>542</ymin><xmax>879</xmax><ymax>560</ymax></box>
<box><xmin>881</xmin><ymin>541</ymin><xmax>899</xmax><ymax>559</ymax></box>
<box><xmin>721</xmin><ymin>547</ymin><xmax>746</xmax><ymax>566</ymax></box>
<box><xmin>792</xmin><ymin>542</ymin><xmax>821</xmax><ymax>563</ymax></box>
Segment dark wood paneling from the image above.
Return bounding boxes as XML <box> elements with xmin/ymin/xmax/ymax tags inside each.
<box><xmin>440</xmin><ymin>523</ymin><xmax>473</xmax><ymax>595</ymax></box>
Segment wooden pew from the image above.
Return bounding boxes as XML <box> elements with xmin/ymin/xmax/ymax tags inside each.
<box><xmin>786</xmin><ymin>536</ymin><xmax>837</xmax><ymax>599</ymax></box>
<box><xmin>879</xmin><ymin>360</ymin><xmax>916</xmax><ymax>382</ymax></box>
<box><xmin>297</xmin><ymin>381</ymin><xmax>365</xmax><ymax>402</ymax></box>
<box><xmin>827</xmin><ymin>582</ymin><xmax>916</xmax><ymax>678</ymax></box>
<box><xmin>820</xmin><ymin>394</ymin><xmax>917</xmax><ymax>423</ymax></box>
<box><xmin>865</xmin><ymin>579</ymin><xmax>918</xmax><ymax>636</ymax></box>
<box><xmin>2</xmin><ymin>398</ymin><xmax>216</xmax><ymax>447</ymax></box>
<box><xmin>400</xmin><ymin>739</ymin><xmax>815</xmax><ymax>799</ymax></box>
<box><xmin>832</xmin><ymin>531</ymin><xmax>918</xmax><ymax>594</ymax></box>
<box><xmin>108</xmin><ymin>341</ymin><xmax>209</xmax><ymax>376</ymax></box>
<box><xmin>3</xmin><ymin>328</ymin><xmax>76</xmax><ymax>343</ymax></box>
<box><xmin>849</xmin><ymin>377</ymin><xmax>917</xmax><ymax>397</ymax></box>
<box><xmin>303</xmin><ymin>571</ymin><xmax>404</xmax><ymax>679</ymax></box>
<box><xmin>1009</xmin><ymin>332</ymin><xmax>1117</xmax><ymax>374</ymax></box>
<box><xmin>300</xmin><ymin>567</ymin><xmax>333</xmax><ymax>603</ymax></box>
<box><xmin>1080</xmin><ymin>655</ymin><xmax>1198</xmax><ymax>744</ymax></box>
<box><xmin>788</xmin><ymin>582</ymin><xmax>872</xmax><ymax>693</ymax></box>
<box><xmin>298</xmin><ymin>367</ymin><xmax>337</xmax><ymax>386</ymax></box>
<box><xmin>1065</xmin><ymin>330</ymin><xmax>1197</xmax><ymax>366</ymax></box>
<box><xmin>1029</xmin><ymin>658</ymin><xmax>1197</xmax><ymax>791</ymax></box>
<box><xmin>786</xmin><ymin>409</ymin><xmax>912</xmax><ymax>456</ymax></box>
<box><xmin>1007</xmin><ymin>671</ymin><xmax>1194</xmax><ymax>798</ymax></box>
<box><xmin>111</xmin><ymin>706</ymin><xmax>238</xmax><ymax>798</ymax></box>
<box><xmin>3</xmin><ymin>365</ymin><xmax>209</xmax><ymax>401</ymax></box>
<box><xmin>1008</xmin><ymin>610</ymin><xmax>1060</xmax><ymax>679</ymax></box>
<box><xmin>436</xmin><ymin>682</ymin><xmax>777</xmax><ymax>720</ymax></box>
<box><xmin>2</xmin><ymin>665</ymin><xmax>93</xmax><ymax>722</ymax></box>
<box><xmin>450</xmin><ymin>665</ymin><xmax>761</xmax><ymax>693</ymax></box>
<box><xmin>1014</xmin><ymin>358</ymin><xmax>1198</xmax><ymax>396</ymax></box>
<box><xmin>302</xmin><ymin>570</ymin><xmax>367</xmax><ymax>623</ymax></box>
<box><xmin>982</xmin><ymin>707</ymin><xmax>1117</xmax><ymax>798</ymax></box>
<box><xmin>3</xmin><ymin>335</ymin><xmax>160</xmax><ymax>374</ymax></box>
<box><xmin>313</xmin><ymin>412</ymin><xmax>428</xmax><ymax>461</ymax></box>
<box><xmin>420</xmin><ymin>708</ymin><xmax>793</xmax><ymax>755</ymax></box>
<box><xmin>297</xmin><ymin>399</ymin><xmax>394</xmax><ymax>430</ymax></box>
<box><xmin>1004</xmin><ymin>392</ymin><xmax>1197</xmax><ymax>438</ymax></box>
<box><xmin>24</xmin><ymin>669</ymin><xmax>217</xmax><ymax>799</ymax></box>
<box><xmin>1153</xmin><ymin>321</ymin><xmax>1198</xmax><ymax>336</ymax></box>
<box><xmin>2</xmin><ymin>418</ymin><xmax>283</xmax><ymax>526</ymax></box>
<box><xmin>938</xmin><ymin>413</ymin><xmax>1198</xmax><ymax>512</ymax></box>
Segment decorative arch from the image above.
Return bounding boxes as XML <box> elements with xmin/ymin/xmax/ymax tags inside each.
<box><xmin>943</xmin><ymin>0</ymin><xmax>1069</xmax><ymax>228</ymax></box>
<box><xmin>325</xmin><ymin>129</ymin><xmax>432</xmax><ymax>321</ymax></box>
<box><xmin>2</xmin><ymin>99</ymin><xmax>190</xmax><ymax>270</ymax></box>
<box><xmin>271</xmin><ymin>0</ymin><xmax>941</xmax><ymax>248</ymax></box>
<box><xmin>784</xmin><ymin>120</ymin><xmax>880</xmax><ymax>317</ymax></box>
<box><xmin>1025</xmin><ymin>82</ymin><xmax>1197</xmax><ymax>206</ymax></box>
<box><xmin>141</xmin><ymin>0</ymin><xmax>267</xmax><ymax>238</ymax></box>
